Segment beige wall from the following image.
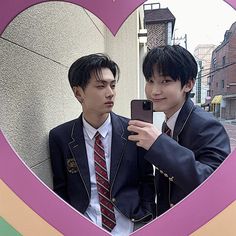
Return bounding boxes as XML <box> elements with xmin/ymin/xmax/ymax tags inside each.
<box><xmin>105</xmin><ymin>12</ymin><xmax>140</xmax><ymax>116</ymax></box>
<box><xmin>0</xmin><ymin>2</ymin><xmax>141</xmax><ymax>187</ymax></box>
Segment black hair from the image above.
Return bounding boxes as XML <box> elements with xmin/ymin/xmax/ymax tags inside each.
<box><xmin>68</xmin><ymin>53</ymin><xmax>120</xmax><ymax>90</ymax></box>
<box><xmin>143</xmin><ymin>45</ymin><xmax>198</xmax><ymax>89</ymax></box>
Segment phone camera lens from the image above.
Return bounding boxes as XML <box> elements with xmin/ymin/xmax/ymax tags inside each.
<box><xmin>143</xmin><ymin>101</ymin><xmax>151</xmax><ymax>110</ymax></box>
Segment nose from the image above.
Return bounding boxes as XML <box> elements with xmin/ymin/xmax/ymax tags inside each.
<box><xmin>105</xmin><ymin>86</ymin><xmax>114</xmax><ymax>98</ymax></box>
<box><xmin>151</xmin><ymin>84</ymin><xmax>162</xmax><ymax>96</ymax></box>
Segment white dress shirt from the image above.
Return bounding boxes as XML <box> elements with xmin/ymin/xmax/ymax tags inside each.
<box><xmin>165</xmin><ymin>108</ymin><xmax>182</xmax><ymax>137</ymax></box>
<box><xmin>82</xmin><ymin>114</ymin><xmax>134</xmax><ymax>236</ymax></box>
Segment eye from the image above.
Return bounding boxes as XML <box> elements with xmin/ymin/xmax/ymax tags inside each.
<box><xmin>96</xmin><ymin>84</ymin><xmax>105</xmax><ymax>88</ymax></box>
<box><xmin>162</xmin><ymin>79</ymin><xmax>172</xmax><ymax>84</ymax></box>
<box><xmin>147</xmin><ymin>78</ymin><xmax>154</xmax><ymax>83</ymax></box>
<box><xmin>111</xmin><ymin>84</ymin><xmax>116</xmax><ymax>89</ymax></box>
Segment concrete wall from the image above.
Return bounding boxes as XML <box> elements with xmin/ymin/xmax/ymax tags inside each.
<box><xmin>0</xmin><ymin>2</ymin><xmax>140</xmax><ymax>187</ymax></box>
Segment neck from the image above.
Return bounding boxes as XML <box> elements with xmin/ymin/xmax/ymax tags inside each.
<box><xmin>83</xmin><ymin>112</ymin><xmax>109</xmax><ymax>129</ymax></box>
<box><xmin>165</xmin><ymin>99</ymin><xmax>186</xmax><ymax>119</ymax></box>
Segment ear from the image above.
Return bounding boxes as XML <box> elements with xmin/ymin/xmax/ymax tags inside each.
<box><xmin>72</xmin><ymin>86</ymin><xmax>84</xmax><ymax>103</ymax></box>
<box><xmin>183</xmin><ymin>79</ymin><xmax>195</xmax><ymax>93</ymax></box>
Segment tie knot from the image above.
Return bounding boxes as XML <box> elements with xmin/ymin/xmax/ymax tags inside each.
<box><xmin>94</xmin><ymin>131</ymin><xmax>101</xmax><ymax>139</ymax></box>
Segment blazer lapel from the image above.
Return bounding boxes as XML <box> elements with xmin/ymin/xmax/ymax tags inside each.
<box><xmin>109</xmin><ymin>113</ymin><xmax>127</xmax><ymax>186</ymax></box>
<box><xmin>173</xmin><ymin>98</ymin><xmax>195</xmax><ymax>141</ymax></box>
<box><xmin>68</xmin><ymin>115</ymin><xmax>91</xmax><ymax>197</ymax></box>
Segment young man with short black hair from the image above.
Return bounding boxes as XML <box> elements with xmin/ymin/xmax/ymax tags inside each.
<box><xmin>128</xmin><ymin>45</ymin><xmax>230</xmax><ymax>216</ymax></box>
<box><xmin>49</xmin><ymin>53</ymin><xmax>155</xmax><ymax>235</ymax></box>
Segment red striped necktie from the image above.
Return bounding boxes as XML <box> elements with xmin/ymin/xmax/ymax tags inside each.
<box><xmin>94</xmin><ymin>132</ymin><xmax>116</xmax><ymax>232</ymax></box>
<box><xmin>163</xmin><ymin>122</ymin><xmax>171</xmax><ymax>137</ymax></box>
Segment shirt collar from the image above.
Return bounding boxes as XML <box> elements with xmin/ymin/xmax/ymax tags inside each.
<box><xmin>82</xmin><ymin>114</ymin><xmax>111</xmax><ymax>140</ymax></box>
<box><xmin>165</xmin><ymin>107</ymin><xmax>182</xmax><ymax>132</ymax></box>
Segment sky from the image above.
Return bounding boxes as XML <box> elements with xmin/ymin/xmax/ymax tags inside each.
<box><xmin>145</xmin><ymin>0</ymin><xmax>236</xmax><ymax>54</ymax></box>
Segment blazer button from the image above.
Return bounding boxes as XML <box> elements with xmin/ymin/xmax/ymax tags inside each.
<box><xmin>112</xmin><ymin>198</ymin><xmax>116</xmax><ymax>202</ymax></box>
<box><xmin>169</xmin><ymin>177</ymin><xmax>174</xmax><ymax>182</ymax></box>
<box><xmin>170</xmin><ymin>203</ymin><xmax>174</xmax><ymax>207</ymax></box>
<box><xmin>131</xmin><ymin>218</ymin><xmax>135</xmax><ymax>222</ymax></box>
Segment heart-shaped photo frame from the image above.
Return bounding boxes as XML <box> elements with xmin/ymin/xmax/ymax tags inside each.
<box><xmin>0</xmin><ymin>0</ymin><xmax>147</xmax><ymax>36</ymax></box>
<box><xmin>0</xmin><ymin>0</ymin><xmax>236</xmax><ymax>235</ymax></box>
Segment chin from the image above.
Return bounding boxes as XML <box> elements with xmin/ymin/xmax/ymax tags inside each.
<box><xmin>153</xmin><ymin>105</ymin><xmax>161</xmax><ymax>112</ymax></box>
<box><xmin>104</xmin><ymin>108</ymin><xmax>113</xmax><ymax>113</ymax></box>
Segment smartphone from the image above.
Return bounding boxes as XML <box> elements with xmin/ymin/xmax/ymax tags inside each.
<box><xmin>131</xmin><ymin>99</ymin><xmax>153</xmax><ymax>123</ymax></box>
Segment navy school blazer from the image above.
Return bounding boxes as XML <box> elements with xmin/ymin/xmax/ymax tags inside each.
<box><xmin>49</xmin><ymin>112</ymin><xmax>156</xmax><ymax>222</ymax></box>
<box><xmin>145</xmin><ymin>98</ymin><xmax>231</xmax><ymax>216</ymax></box>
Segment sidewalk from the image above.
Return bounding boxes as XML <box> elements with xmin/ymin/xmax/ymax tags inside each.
<box><xmin>219</xmin><ymin>119</ymin><xmax>236</xmax><ymax>151</ymax></box>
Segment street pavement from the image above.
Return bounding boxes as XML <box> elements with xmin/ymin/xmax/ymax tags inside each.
<box><xmin>220</xmin><ymin>120</ymin><xmax>236</xmax><ymax>151</ymax></box>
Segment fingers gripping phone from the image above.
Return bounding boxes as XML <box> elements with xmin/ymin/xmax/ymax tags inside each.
<box><xmin>131</xmin><ymin>99</ymin><xmax>153</xmax><ymax>123</ymax></box>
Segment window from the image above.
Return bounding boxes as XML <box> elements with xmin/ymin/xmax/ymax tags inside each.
<box><xmin>213</xmin><ymin>58</ymin><xmax>217</xmax><ymax>69</ymax></box>
<box><xmin>198</xmin><ymin>60</ymin><xmax>203</xmax><ymax>70</ymax></box>
<box><xmin>222</xmin><ymin>56</ymin><xmax>226</xmax><ymax>66</ymax></box>
<box><xmin>222</xmin><ymin>80</ymin><xmax>224</xmax><ymax>88</ymax></box>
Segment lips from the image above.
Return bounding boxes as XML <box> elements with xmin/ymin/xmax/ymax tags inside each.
<box><xmin>105</xmin><ymin>101</ymin><xmax>114</xmax><ymax>106</ymax></box>
<box><xmin>152</xmin><ymin>98</ymin><xmax>166</xmax><ymax>102</ymax></box>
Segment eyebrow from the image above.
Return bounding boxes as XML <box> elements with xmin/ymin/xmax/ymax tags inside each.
<box><xmin>95</xmin><ymin>79</ymin><xmax>116</xmax><ymax>84</ymax></box>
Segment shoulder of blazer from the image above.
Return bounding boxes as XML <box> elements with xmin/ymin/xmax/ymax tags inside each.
<box><xmin>110</xmin><ymin>112</ymin><xmax>129</xmax><ymax>127</ymax></box>
<box><xmin>174</xmin><ymin>98</ymin><xmax>220</xmax><ymax>139</ymax></box>
<box><xmin>49</xmin><ymin>115</ymin><xmax>82</xmax><ymax>138</ymax></box>
<box><xmin>110</xmin><ymin>112</ymin><xmax>129</xmax><ymax>136</ymax></box>
<box><xmin>111</xmin><ymin>112</ymin><xmax>129</xmax><ymax>122</ymax></box>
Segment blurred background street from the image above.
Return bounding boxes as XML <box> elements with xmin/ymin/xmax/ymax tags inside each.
<box><xmin>221</xmin><ymin>120</ymin><xmax>236</xmax><ymax>151</ymax></box>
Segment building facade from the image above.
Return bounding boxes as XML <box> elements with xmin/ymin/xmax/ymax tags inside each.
<box><xmin>209</xmin><ymin>21</ymin><xmax>236</xmax><ymax>119</ymax></box>
<box><xmin>193</xmin><ymin>44</ymin><xmax>216</xmax><ymax>105</ymax></box>
<box><xmin>143</xmin><ymin>3</ymin><xmax>175</xmax><ymax>49</ymax></box>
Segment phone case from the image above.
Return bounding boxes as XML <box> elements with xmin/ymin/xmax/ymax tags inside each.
<box><xmin>131</xmin><ymin>99</ymin><xmax>153</xmax><ymax>123</ymax></box>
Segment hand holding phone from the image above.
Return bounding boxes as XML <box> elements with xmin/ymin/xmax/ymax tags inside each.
<box><xmin>129</xmin><ymin>99</ymin><xmax>159</xmax><ymax>149</ymax></box>
<box><xmin>131</xmin><ymin>99</ymin><xmax>153</xmax><ymax>123</ymax></box>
